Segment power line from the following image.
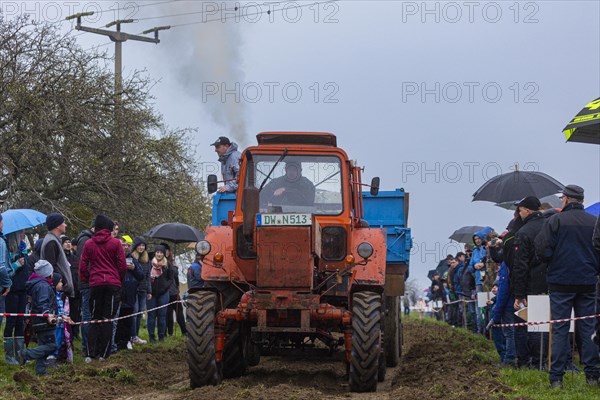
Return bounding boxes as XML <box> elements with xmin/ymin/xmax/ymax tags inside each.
<box><xmin>81</xmin><ymin>0</ymin><xmax>338</xmax><ymax>51</ymax></box>
<box><xmin>135</xmin><ymin>0</ymin><xmax>297</xmax><ymax>22</ymax></box>
<box><xmin>172</xmin><ymin>1</ymin><xmax>337</xmax><ymax>28</ymax></box>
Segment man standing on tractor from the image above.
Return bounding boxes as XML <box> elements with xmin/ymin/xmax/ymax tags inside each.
<box><xmin>211</xmin><ymin>136</ymin><xmax>241</xmax><ymax>193</ymax></box>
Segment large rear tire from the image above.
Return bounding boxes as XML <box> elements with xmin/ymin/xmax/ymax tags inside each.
<box><xmin>383</xmin><ymin>295</ymin><xmax>400</xmax><ymax>367</ymax></box>
<box><xmin>349</xmin><ymin>291</ymin><xmax>382</xmax><ymax>393</ymax></box>
<box><xmin>186</xmin><ymin>291</ymin><xmax>222</xmax><ymax>388</ymax></box>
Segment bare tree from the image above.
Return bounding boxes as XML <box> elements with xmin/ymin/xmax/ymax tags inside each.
<box><xmin>0</xmin><ymin>16</ymin><xmax>211</xmax><ymax>235</ymax></box>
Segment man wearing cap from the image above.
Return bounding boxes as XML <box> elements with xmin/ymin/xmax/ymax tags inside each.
<box><xmin>535</xmin><ymin>185</ymin><xmax>600</xmax><ymax>388</ymax></box>
<box><xmin>211</xmin><ymin>136</ymin><xmax>241</xmax><ymax>193</ymax></box>
<box><xmin>511</xmin><ymin>196</ymin><xmax>548</xmax><ymax>369</ymax></box>
<box><xmin>40</xmin><ymin>213</ymin><xmax>74</xmax><ymax>298</ymax></box>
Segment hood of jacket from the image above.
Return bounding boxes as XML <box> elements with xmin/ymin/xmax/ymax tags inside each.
<box><xmin>473</xmin><ymin>226</ymin><xmax>494</xmax><ymax>246</ymax></box>
<box><xmin>25</xmin><ymin>275</ymin><xmax>50</xmax><ymax>292</ymax></box>
<box><xmin>218</xmin><ymin>142</ymin><xmax>239</xmax><ymax>162</ymax></box>
<box><xmin>92</xmin><ymin>229</ymin><xmax>113</xmax><ymax>245</ymax></box>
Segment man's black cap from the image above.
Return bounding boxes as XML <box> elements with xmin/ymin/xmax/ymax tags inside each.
<box><xmin>210</xmin><ymin>136</ymin><xmax>231</xmax><ymax>146</ymax></box>
<box><xmin>514</xmin><ymin>196</ymin><xmax>541</xmax><ymax>210</ymax></box>
<box><xmin>560</xmin><ymin>184</ymin><xmax>584</xmax><ymax>200</ymax></box>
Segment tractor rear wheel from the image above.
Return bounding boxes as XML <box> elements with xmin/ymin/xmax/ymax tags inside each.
<box><xmin>349</xmin><ymin>291</ymin><xmax>382</xmax><ymax>392</ymax></box>
<box><xmin>186</xmin><ymin>291</ymin><xmax>222</xmax><ymax>388</ymax></box>
<box><xmin>383</xmin><ymin>295</ymin><xmax>401</xmax><ymax>367</ymax></box>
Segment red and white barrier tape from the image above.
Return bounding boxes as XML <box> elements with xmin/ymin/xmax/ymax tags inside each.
<box><xmin>0</xmin><ymin>300</ymin><xmax>185</xmax><ymax>326</ymax></box>
<box><xmin>492</xmin><ymin>312</ymin><xmax>600</xmax><ymax>328</ymax></box>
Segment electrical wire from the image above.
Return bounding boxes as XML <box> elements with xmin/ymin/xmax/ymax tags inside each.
<box><xmin>81</xmin><ymin>0</ymin><xmax>338</xmax><ymax>51</ymax></box>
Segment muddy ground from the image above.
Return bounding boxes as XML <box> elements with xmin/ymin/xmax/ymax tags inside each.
<box><xmin>6</xmin><ymin>318</ymin><xmax>518</xmax><ymax>400</ymax></box>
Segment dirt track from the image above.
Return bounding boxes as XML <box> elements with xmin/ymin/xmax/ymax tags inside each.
<box><xmin>7</xmin><ymin>318</ymin><xmax>515</xmax><ymax>400</ymax></box>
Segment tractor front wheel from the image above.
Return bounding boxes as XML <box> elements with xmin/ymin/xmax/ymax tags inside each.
<box><xmin>349</xmin><ymin>291</ymin><xmax>382</xmax><ymax>392</ymax></box>
<box><xmin>186</xmin><ymin>291</ymin><xmax>222</xmax><ymax>388</ymax></box>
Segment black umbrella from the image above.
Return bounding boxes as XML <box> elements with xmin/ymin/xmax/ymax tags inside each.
<box><xmin>563</xmin><ymin>97</ymin><xmax>600</xmax><ymax>145</ymax></box>
<box><xmin>472</xmin><ymin>170</ymin><xmax>564</xmax><ymax>204</ymax></box>
<box><xmin>495</xmin><ymin>194</ymin><xmax>562</xmax><ymax>210</ymax></box>
<box><xmin>449</xmin><ymin>226</ymin><xmax>489</xmax><ymax>244</ymax></box>
<box><xmin>144</xmin><ymin>222</ymin><xmax>205</xmax><ymax>244</ymax></box>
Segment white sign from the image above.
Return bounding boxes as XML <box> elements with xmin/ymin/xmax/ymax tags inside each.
<box><xmin>477</xmin><ymin>292</ymin><xmax>495</xmax><ymax>308</ymax></box>
<box><xmin>527</xmin><ymin>295</ymin><xmax>574</xmax><ymax>333</ymax></box>
<box><xmin>256</xmin><ymin>213</ymin><xmax>311</xmax><ymax>226</ymax></box>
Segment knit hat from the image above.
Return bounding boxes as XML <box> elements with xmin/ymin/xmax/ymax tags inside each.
<box><xmin>94</xmin><ymin>214</ymin><xmax>114</xmax><ymax>232</ymax></box>
<box><xmin>154</xmin><ymin>244</ymin><xmax>166</xmax><ymax>254</ymax></box>
<box><xmin>34</xmin><ymin>260</ymin><xmax>53</xmax><ymax>278</ymax></box>
<box><xmin>561</xmin><ymin>184</ymin><xmax>584</xmax><ymax>200</ymax></box>
<box><xmin>61</xmin><ymin>235</ymin><xmax>71</xmax><ymax>244</ymax></box>
<box><xmin>46</xmin><ymin>213</ymin><xmax>65</xmax><ymax>231</ymax></box>
<box><xmin>133</xmin><ymin>236</ymin><xmax>147</xmax><ymax>249</ymax></box>
<box><xmin>52</xmin><ymin>272</ymin><xmax>63</xmax><ymax>287</ymax></box>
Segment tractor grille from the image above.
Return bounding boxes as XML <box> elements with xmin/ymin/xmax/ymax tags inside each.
<box><xmin>256</xmin><ymin>226</ymin><xmax>313</xmax><ymax>288</ymax></box>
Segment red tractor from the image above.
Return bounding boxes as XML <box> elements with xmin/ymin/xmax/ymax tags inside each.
<box><xmin>186</xmin><ymin>132</ymin><xmax>409</xmax><ymax>392</ymax></box>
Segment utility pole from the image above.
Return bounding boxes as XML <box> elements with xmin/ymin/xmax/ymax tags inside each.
<box><xmin>65</xmin><ymin>12</ymin><xmax>170</xmax><ymax>103</ymax></box>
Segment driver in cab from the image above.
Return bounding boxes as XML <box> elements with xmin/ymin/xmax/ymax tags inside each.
<box><xmin>261</xmin><ymin>161</ymin><xmax>315</xmax><ymax>207</ymax></box>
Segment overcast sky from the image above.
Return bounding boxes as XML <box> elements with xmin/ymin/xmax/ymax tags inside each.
<box><xmin>8</xmin><ymin>0</ymin><xmax>600</xmax><ymax>289</ymax></box>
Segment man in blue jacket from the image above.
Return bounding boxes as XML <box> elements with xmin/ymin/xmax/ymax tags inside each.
<box><xmin>212</xmin><ymin>136</ymin><xmax>241</xmax><ymax>193</ymax></box>
<box><xmin>535</xmin><ymin>185</ymin><xmax>600</xmax><ymax>388</ymax></box>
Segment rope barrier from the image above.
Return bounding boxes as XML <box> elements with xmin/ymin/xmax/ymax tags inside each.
<box><xmin>1</xmin><ymin>300</ymin><xmax>185</xmax><ymax>326</ymax></box>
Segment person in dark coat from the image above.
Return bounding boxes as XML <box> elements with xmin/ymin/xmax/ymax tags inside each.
<box><xmin>163</xmin><ymin>243</ymin><xmax>186</xmax><ymax>336</ymax></box>
<box><xmin>187</xmin><ymin>252</ymin><xmax>204</xmax><ymax>290</ymax></box>
<box><xmin>17</xmin><ymin>260</ymin><xmax>71</xmax><ymax>375</ymax></box>
<box><xmin>147</xmin><ymin>244</ymin><xmax>174</xmax><ymax>343</ymax></box>
<box><xmin>130</xmin><ymin>236</ymin><xmax>150</xmax><ymax>345</ymax></box>
<box><xmin>115</xmin><ymin>252</ymin><xmax>143</xmax><ymax>350</ymax></box>
<box><xmin>535</xmin><ymin>185</ymin><xmax>600</xmax><ymax>388</ymax></box>
<box><xmin>512</xmin><ymin>196</ymin><xmax>549</xmax><ymax>370</ymax></box>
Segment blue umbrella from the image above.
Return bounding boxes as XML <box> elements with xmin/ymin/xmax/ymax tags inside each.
<box><xmin>1</xmin><ymin>209</ymin><xmax>47</xmax><ymax>235</ymax></box>
<box><xmin>585</xmin><ymin>202</ymin><xmax>600</xmax><ymax>217</ymax></box>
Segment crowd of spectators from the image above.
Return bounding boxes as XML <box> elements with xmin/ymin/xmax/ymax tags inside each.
<box><xmin>423</xmin><ymin>185</ymin><xmax>600</xmax><ymax>388</ymax></box>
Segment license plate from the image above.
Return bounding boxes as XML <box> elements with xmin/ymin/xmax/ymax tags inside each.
<box><xmin>256</xmin><ymin>213</ymin><xmax>312</xmax><ymax>226</ymax></box>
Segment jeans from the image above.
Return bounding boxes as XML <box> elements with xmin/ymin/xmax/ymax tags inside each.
<box><xmin>514</xmin><ymin>315</ymin><xmax>530</xmax><ymax>367</ymax></box>
<box><xmin>88</xmin><ymin>285</ymin><xmax>121</xmax><ymax>359</ymax></box>
<box><xmin>132</xmin><ymin>292</ymin><xmax>147</xmax><ymax>338</ymax></box>
<box><xmin>80</xmin><ymin>288</ymin><xmax>91</xmax><ymax>356</ymax></box>
<box><xmin>4</xmin><ymin>291</ymin><xmax>27</xmax><ymax>337</ymax></box>
<box><xmin>147</xmin><ymin>291</ymin><xmax>169</xmax><ymax>341</ymax></box>
<box><xmin>111</xmin><ymin>303</ymin><xmax>121</xmax><ymax>353</ymax></box>
<box><xmin>499</xmin><ymin>302</ymin><xmax>516</xmax><ymax>363</ymax></box>
<box><xmin>549</xmin><ymin>291</ymin><xmax>600</xmax><ymax>382</ymax></box>
<box><xmin>23</xmin><ymin>329</ymin><xmax>57</xmax><ymax>375</ymax></box>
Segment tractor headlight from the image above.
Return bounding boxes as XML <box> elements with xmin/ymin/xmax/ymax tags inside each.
<box><xmin>357</xmin><ymin>242</ymin><xmax>374</xmax><ymax>259</ymax></box>
<box><xmin>195</xmin><ymin>240</ymin><xmax>211</xmax><ymax>256</ymax></box>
